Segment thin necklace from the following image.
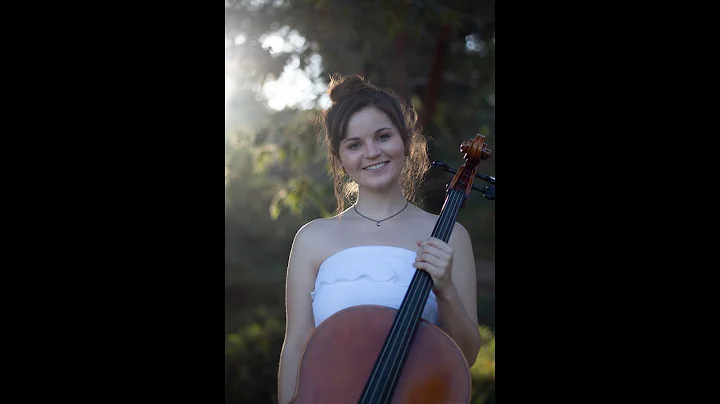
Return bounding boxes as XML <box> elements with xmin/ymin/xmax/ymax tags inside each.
<box><xmin>353</xmin><ymin>200</ymin><xmax>409</xmax><ymax>226</ymax></box>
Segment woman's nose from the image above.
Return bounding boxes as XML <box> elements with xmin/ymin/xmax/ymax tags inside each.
<box><xmin>365</xmin><ymin>143</ymin><xmax>381</xmax><ymax>158</ymax></box>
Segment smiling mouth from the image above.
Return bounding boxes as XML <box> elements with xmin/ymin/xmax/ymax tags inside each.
<box><xmin>363</xmin><ymin>161</ymin><xmax>389</xmax><ymax>171</ymax></box>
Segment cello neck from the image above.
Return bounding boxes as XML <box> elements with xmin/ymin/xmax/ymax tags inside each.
<box><xmin>429</xmin><ymin>188</ymin><xmax>466</xmax><ymax>243</ymax></box>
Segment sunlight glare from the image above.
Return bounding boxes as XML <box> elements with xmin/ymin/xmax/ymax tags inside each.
<box><xmin>260</xmin><ymin>43</ymin><xmax>327</xmax><ymax>111</ymax></box>
<box><xmin>225</xmin><ymin>76</ymin><xmax>236</xmax><ymax>118</ymax></box>
<box><xmin>262</xmin><ymin>66</ymin><xmax>313</xmax><ymax>110</ymax></box>
<box><xmin>226</xmin><ymin>77</ymin><xmax>235</xmax><ymax>102</ymax></box>
<box><xmin>262</xmin><ymin>35</ymin><xmax>285</xmax><ymax>55</ymax></box>
<box><xmin>225</xmin><ymin>27</ymin><xmax>328</xmax><ymax>111</ymax></box>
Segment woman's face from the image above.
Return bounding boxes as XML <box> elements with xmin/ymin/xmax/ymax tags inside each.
<box><xmin>338</xmin><ymin>106</ymin><xmax>405</xmax><ymax>192</ymax></box>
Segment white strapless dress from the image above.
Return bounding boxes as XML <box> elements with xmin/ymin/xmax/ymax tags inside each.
<box><xmin>310</xmin><ymin>246</ymin><xmax>439</xmax><ymax>327</ymax></box>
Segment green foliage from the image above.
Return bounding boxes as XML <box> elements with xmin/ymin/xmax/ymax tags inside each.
<box><xmin>225</xmin><ymin>106</ymin><xmax>334</xmax><ymax>227</ymax></box>
<box><xmin>471</xmin><ymin>326</ymin><xmax>496</xmax><ymax>379</ymax></box>
<box><xmin>226</xmin><ymin>305</ymin><xmax>286</xmax><ymax>404</ymax></box>
<box><xmin>270</xmin><ymin>175</ymin><xmax>332</xmax><ymax>219</ymax></box>
<box><xmin>470</xmin><ymin>325</ymin><xmax>496</xmax><ymax>404</ymax></box>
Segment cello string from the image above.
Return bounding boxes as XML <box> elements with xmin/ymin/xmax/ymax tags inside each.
<box><xmin>380</xmin><ymin>191</ymin><xmax>462</xmax><ymax>401</ymax></box>
<box><xmin>364</xmin><ymin>186</ymin><xmax>465</xmax><ymax>402</ymax></box>
<box><xmin>361</xmin><ymin>251</ymin><xmax>428</xmax><ymax>402</ymax></box>
<box><xmin>374</xmin><ymin>190</ymin><xmax>464</xmax><ymax>402</ymax></box>
<box><xmin>385</xmin><ymin>191</ymin><xmax>461</xmax><ymax>366</ymax></box>
<box><xmin>392</xmin><ymin>191</ymin><xmax>460</xmax><ymax>353</ymax></box>
<box><xmin>362</xmin><ymin>286</ymin><xmax>421</xmax><ymax>401</ymax></box>
<box><xmin>388</xmin><ymin>190</ymin><xmax>463</xmax><ymax>396</ymax></box>
<box><xmin>378</xmin><ymin>191</ymin><xmax>462</xmax><ymax>402</ymax></box>
<box><xmin>363</xmin><ymin>225</ymin><xmax>435</xmax><ymax>400</ymax></box>
<box><xmin>363</xmin><ymin>258</ymin><xmax>427</xmax><ymax>401</ymax></box>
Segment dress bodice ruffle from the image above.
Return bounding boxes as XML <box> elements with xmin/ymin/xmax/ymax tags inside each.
<box><xmin>311</xmin><ymin>246</ymin><xmax>439</xmax><ymax>327</ymax></box>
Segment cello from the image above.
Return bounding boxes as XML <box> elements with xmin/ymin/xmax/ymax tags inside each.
<box><xmin>290</xmin><ymin>134</ymin><xmax>495</xmax><ymax>404</ymax></box>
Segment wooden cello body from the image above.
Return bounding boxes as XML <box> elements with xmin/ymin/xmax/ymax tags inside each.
<box><xmin>290</xmin><ymin>135</ymin><xmax>493</xmax><ymax>404</ymax></box>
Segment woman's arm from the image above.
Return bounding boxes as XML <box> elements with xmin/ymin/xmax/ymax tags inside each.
<box><xmin>414</xmin><ymin>223</ymin><xmax>481</xmax><ymax>365</ymax></box>
<box><xmin>277</xmin><ymin>222</ymin><xmax>321</xmax><ymax>404</ymax></box>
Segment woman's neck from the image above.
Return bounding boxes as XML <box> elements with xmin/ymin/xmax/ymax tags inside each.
<box><xmin>353</xmin><ymin>187</ymin><xmax>409</xmax><ymax>219</ymax></box>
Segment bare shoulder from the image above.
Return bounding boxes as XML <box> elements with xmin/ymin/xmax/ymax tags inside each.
<box><xmin>284</xmin><ymin>217</ymin><xmax>341</xmax><ymax>341</ymax></box>
<box><xmin>448</xmin><ymin>221</ymin><xmax>472</xmax><ymax>249</ymax></box>
<box><xmin>293</xmin><ymin>217</ymin><xmax>328</xmax><ymax>244</ymax></box>
<box><xmin>290</xmin><ymin>215</ymin><xmax>346</xmax><ymax>269</ymax></box>
<box><xmin>291</xmin><ymin>218</ymin><xmax>330</xmax><ymax>266</ymax></box>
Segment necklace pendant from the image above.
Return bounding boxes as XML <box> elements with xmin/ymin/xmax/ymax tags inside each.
<box><xmin>377</xmin><ymin>222</ymin><xmax>381</xmax><ymax>226</ymax></box>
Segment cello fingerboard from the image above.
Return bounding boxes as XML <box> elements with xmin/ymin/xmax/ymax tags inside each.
<box><xmin>358</xmin><ymin>188</ymin><xmax>466</xmax><ymax>404</ymax></box>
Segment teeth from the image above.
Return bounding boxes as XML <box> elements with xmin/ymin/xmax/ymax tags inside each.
<box><xmin>364</xmin><ymin>162</ymin><xmax>387</xmax><ymax>171</ymax></box>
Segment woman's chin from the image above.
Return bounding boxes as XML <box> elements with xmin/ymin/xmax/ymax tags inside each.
<box><xmin>356</xmin><ymin>171</ymin><xmax>401</xmax><ymax>192</ymax></box>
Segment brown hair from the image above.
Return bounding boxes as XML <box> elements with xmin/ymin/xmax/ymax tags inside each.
<box><xmin>317</xmin><ymin>74</ymin><xmax>430</xmax><ymax>214</ymax></box>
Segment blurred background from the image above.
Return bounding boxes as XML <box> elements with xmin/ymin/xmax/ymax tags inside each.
<box><xmin>224</xmin><ymin>0</ymin><xmax>495</xmax><ymax>402</ymax></box>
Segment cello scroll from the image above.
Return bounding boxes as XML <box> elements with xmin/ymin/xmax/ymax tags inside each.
<box><xmin>436</xmin><ymin>134</ymin><xmax>495</xmax><ymax>202</ymax></box>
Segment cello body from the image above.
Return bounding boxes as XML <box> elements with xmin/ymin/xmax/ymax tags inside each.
<box><xmin>290</xmin><ymin>305</ymin><xmax>471</xmax><ymax>404</ymax></box>
<box><xmin>290</xmin><ymin>135</ymin><xmax>492</xmax><ymax>404</ymax></box>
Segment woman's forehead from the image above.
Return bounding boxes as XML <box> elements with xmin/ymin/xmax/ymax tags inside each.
<box><xmin>346</xmin><ymin>106</ymin><xmax>395</xmax><ymax>137</ymax></box>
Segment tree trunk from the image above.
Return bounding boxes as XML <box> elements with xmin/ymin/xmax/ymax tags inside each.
<box><xmin>421</xmin><ymin>25</ymin><xmax>451</xmax><ymax>128</ymax></box>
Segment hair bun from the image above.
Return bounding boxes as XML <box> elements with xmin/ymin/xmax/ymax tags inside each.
<box><xmin>327</xmin><ymin>74</ymin><xmax>375</xmax><ymax>102</ymax></box>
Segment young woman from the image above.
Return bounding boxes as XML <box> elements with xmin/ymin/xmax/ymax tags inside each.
<box><xmin>277</xmin><ymin>74</ymin><xmax>481</xmax><ymax>404</ymax></box>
